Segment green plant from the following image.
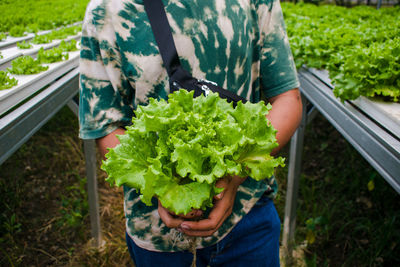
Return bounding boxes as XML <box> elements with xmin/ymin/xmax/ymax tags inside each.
<box><xmin>283</xmin><ymin>3</ymin><xmax>400</xmax><ymax>102</ymax></box>
<box><xmin>31</xmin><ymin>25</ymin><xmax>82</xmax><ymax>45</ymax></box>
<box><xmin>8</xmin><ymin>25</ymin><xmax>25</xmax><ymax>37</ymax></box>
<box><xmin>37</xmin><ymin>47</ymin><xmax>69</xmax><ymax>63</ymax></box>
<box><xmin>0</xmin><ymin>32</ymin><xmax>6</xmax><ymax>41</ymax></box>
<box><xmin>16</xmin><ymin>40</ymin><xmax>32</xmax><ymax>49</ymax></box>
<box><xmin>8</xmin><ymin>55</ymin><xmax>48</xmax><ymax>75</ymax></box>
<box><xmin>0</xmin><ymin>0</ymin><xmax>89</xmax><ymax>33</ymax></box>
<box><xmin>59</xmin><ymin>39</ymin><xmax>78</xmax><ymax>52</ymax></box>
<box><xmin>31</xmin><ymin>34</ymin><xmax>53</xmax><ymax>44</ymax></box>
<box><xmin>102</xmin><ymin>89</ymin><xmax>284</xmax><ymax>215</ymax></box>
<box><xmin>1</xmin><ymin>213</ymin><xmax>21</xmax><ymax>237</ymax></box>
<box><xmin>305</xmin><ymin>216</ymin><xmax>327</xmax><ymax>245</ymax></box>
<box><xmin>49</xmin><ymin>25</ymin><xmax>81</xmax><ymax>40</ymax></box>
<box><xmin>58</xmin><ymin>175</ymin><xmax>88</xmax><ymax>231</ymax></box>
<box><xmin>0</xmin><ymin>71</ymin><xmax>18</xmax><ymax>90</ymax></box>
<box><xmin>0</xmin><ymin>176</ymin><xmax>24</xmax><ymax>247</ymax></box>
<box><xmin>26</xmin><ymin>23</ymin><xmax>39</xmax><ymax>33</ymax></box>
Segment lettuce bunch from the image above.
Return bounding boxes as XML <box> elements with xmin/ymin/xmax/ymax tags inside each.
<box><xmin>101</xmin><ymin>90</ymin><xmax>284</xmax><ymax>215</ymax></box>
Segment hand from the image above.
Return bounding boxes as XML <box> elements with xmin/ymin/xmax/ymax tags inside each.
<box><xmin>158</xmin><ymin>200</ymin><xmax>203</xmax><ymax>229</ymax></box>
<box><xmin>178</xmin><ymin>175</ymin><xmax>246</xmax><ymax>237</ymax></box>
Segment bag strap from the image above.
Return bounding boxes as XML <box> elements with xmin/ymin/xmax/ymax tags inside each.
<box><xmin>143</xmin><ymin>0</ymin><xmax>247</xmax><ymax>103</ymax></box>
<box><xmin>143</xmin><ymin>0</ymin><xmax>181</xmax><ymax>78</ymax></box>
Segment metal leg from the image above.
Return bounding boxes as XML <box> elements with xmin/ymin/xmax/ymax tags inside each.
<box><xmin>83</xmin><ymin>139</ymin><xmax>102</xmax><ymax>247</ymax></box>
<box><xmin>68</xmin><ymin>98</ymin><xmax>102</xmax><ymax>246</ymax></box>
<box><xmin>67</xmin><ymin>98</ymin><xmax>79</xmax><ymax>117</ymax></box>
<box><xmin>282</xmin><ymin>94</ymin><xmax>308</xmax><ymax>260</ymax></box>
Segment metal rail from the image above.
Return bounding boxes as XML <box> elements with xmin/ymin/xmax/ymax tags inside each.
<box><xmin>0</xmin><ymin>69</ymin><xmax>79</xmax><ymax>164</ymax></box>
<box><xmin>282</xmin><ymin>68</ymin><xmax>400</xmax><ymax>255</ymax></box>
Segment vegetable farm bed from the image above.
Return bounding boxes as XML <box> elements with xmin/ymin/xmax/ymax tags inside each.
<box><xmin>0</xmin><ymin>23</ymin><xmax>82</xmax><ymax>115</ymax></box>
<box><xmin>282</xmin><ymin>67</ymin><xmax>400</xmax><ymax>261</ymax></box>
<box><xmin>306</xmin><ymin>67</ymin><xmax>400</xmax><ymax>138</ymax></box>
<box><xmin>0</xmin><ymin>33</ymin><xmax>103</xmax><ymax>247</ymax></box>
<box><xmin>283</xmin><ymin>2</ymin><xmax>400</xmax><ymax>102</ymax></box>
<box><xmin>0</xmin><ymin>0</ymin><xmax>105</xmax><ymax>259</ymax></box>
<box><xmin>0</xmin><ymin>22</ymin><xmax>82</xmax><ymax>51</ymax></box>
<box><xmin>0</xmin><ymin>27</ymin><xmax>81</xmax><ymax>69</ymax></box>
<box><xmin>282</xmin><ymin>4</ymin><xmax>400</xmax><ymax>253</ymax></box>
<box><xmin>0</xmin><ymin>50</ymin><xmax>80</xmax><ymax>116</ymax></box>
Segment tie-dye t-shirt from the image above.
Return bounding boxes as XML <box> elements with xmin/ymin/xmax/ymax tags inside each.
<box><xmin>79</xmin><ymin>0</ymin><xmax>299</xmax><ymax>252</ymax></box>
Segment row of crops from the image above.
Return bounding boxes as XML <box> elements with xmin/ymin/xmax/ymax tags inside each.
<box><xmin>0</xmin><ymin>26</ymin><xmax>81</xmax><ymax>90</ymax></box>
<box><xmin>0</xmin><ymin>0</ymin><xmax>89</xmax><ymax>92</ymax></box>
<box><xmin>283</xmin><ymin>3</ymin><xmax>400</xmax><ymax>102</ymax></box>
<box><xmin>1</xmin><ymin>2</ymin><xmax>399</xmax><ymax>103</ymax></box>
<box><xmin>0</xmin><ymin>0</ymin><xmax>88</xmax><ymax>38</ymax></box>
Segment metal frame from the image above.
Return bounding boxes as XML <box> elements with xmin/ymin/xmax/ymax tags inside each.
<box><xmin>282</xmin><ymin>68</ymin><xmax>400</xmax><ymax>253</ymax></box>
<box><xmin>0</xmin><ymin>51</ymin><xmax>80</xmax><ymax>116</ymax></box>
<box><xmin>0</xmin><ymin>21</ymin><xmax>103</xmax><ymax>249</ymax></box>
<box><xmin>0</xmin><ymin>67</ymin><xmax>102</xmax><ymax>247</ymax></box>
<box><xmin>0</xmin><ymin>69</ymin><xmax>79</xmax><ymax>164</ymax></box>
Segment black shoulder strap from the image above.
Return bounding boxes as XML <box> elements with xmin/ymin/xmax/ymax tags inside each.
<box><xmin>143</xmin><ymin>0</ymin><xmax>247</xmax><ymax>104</ymax></box>
<box><xmin>143</xmin><ymin>0</ymin><xmax>181</xmax><ymax>78</ymax></box>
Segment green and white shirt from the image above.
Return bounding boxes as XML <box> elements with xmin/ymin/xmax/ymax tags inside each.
<box><xmin>79</xmin><ymin>0</ymin><xmax>299</xmax><ymax>252</ymax></box>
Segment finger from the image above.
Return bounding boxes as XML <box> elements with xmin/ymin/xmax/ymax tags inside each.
<box><xmin>174</xmin><ymin>209</ymin><xmax>203</xmax><ymax>220</ymax></box>
<box><xmin>179</xmin><ymin>228</ymin><xmax>217</xmax><ymax>237</ymax></box>
<box><xmin>180</xmin><ymin>209</ymin><xmax>230</xmax><ymax>237</ymax></box>
<box><xmin>214</xmin><ymin>177</ymin><xmax>229</xmax><ymax>200</ymax></box>
<box><xmin>180</xmin><ymin>176</ymin><xmax>241</xmax><ymax>233</ymax></box>
<box><xmin>158</xmin><ymin>201</ymin><xmax>184</xmax><ymax>228</ymax></box>
<box><xmin>232</xmin><ymin>175</ymin><xmax>247</xmax><ymax>186</ymax></box>
<box><xmin>180</xmin><ymin>193</ymin><xmax>232</xmax><ymax>232</ymax></box>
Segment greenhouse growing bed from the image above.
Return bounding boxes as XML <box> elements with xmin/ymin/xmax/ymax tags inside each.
<box><xmin>0</xmin><ymin>0</ymin><xmax>399</xmax><ymax>266</ymax></box>
<box><xmin>0</xmin><ymin>3</ymin><xmax>102</xmax><ymax>248</ymax></box>
<box><xmin>281</xmin><ymin>3</ymin><xmax>400</xmax><ymax>257</ymax></box>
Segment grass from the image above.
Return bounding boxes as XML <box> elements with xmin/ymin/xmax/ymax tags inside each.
<box><xmin>0</xmin><ymin>106</ymin><xmax>399</xmax><ymax>266</ymax></box>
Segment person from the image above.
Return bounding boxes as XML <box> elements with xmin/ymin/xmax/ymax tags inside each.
<box><xmin>79</xmin><ymin>0</ymin><xmax>302</xmax><ymax>266</ymax></box>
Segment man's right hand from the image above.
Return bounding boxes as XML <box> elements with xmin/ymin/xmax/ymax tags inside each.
<box><xmin>158</xmin><ymin>200</ymin><xmax>203</xmax><ymax>229</ymax></box>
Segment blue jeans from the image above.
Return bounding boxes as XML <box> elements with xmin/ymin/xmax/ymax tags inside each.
<box><xmin>126</xmin><ymin>195</ymin><xmax>280</xmax><ymax>267</ymax></box>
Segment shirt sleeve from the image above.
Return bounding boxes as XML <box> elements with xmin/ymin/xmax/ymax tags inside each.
<box><xmin>78</xmin><ymin>1</ymin><xmax>134</xmax><ymax>140</ymax></box>
<box><xmin>257</xmin><ymin>0</ymin><xmax>300</xmax><ymax>99</ymax></box>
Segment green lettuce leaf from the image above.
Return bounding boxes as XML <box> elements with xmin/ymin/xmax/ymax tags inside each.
<box><xmin>101</xmin><ymin>89</ymin><xmax>284</xmax><ymax>215</ymax></box>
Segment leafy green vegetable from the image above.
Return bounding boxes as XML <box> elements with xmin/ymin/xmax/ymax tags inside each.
<box><xmin>26</xmin><ymin>23</ymin><xmax>40</xmax><ymax>33</ymax></box>
<box><xmin>283</xmin><ymin>3</ymin><xmax>400</xmax><ymax>102</ymax></box>
<box><xmin>0</xmin><ymin>71</ymin><xmax>18</xmax><ymax>90</ymax></box>
<box><xmin>49</xmin><ymin>25</ymin><xmax>81</xmax><ymax>40</ymax></box>
<box><xmin>59</xmin><ymin>39</ymin><xmax>78</xmax><ymax>52</ymax></box>
<box><xmin>31</xmin><ymin>25</ymin><xmax>82</xmax><ymax>45</ymax></box>
<box><xmin>31</xmin><ymin>34</ymin><xmax>53</xmax><ymax>44</ymax></box>
<box><xmin>37</xmin><ymin>47</ymin><xmax>69</xmax><ymax>63</ymax></box>
<box><xmin>17</xmin><ymin>40</ymin><xmax>33</xmax><ymax>49</ymax></box>
<box><xmin>0</xmin><ymin>0</ymin><xmax>89</xmax><ymax>33</ymax></box>
<box><xmin>9</xmin><ymin>25</ymin><xmax>26</xmax><ymax>37</ymax></box>
<box><xmin>8</xmin><ymin>55</ymin><xmax>48</xmax><ymax>75</ymax></box>
<box><xmin>102</xmin><ymin>90</ymin><xmax>284</xmax><ymax>215</ymax></box>
<box><xmin>0</xmin><ymin>32</ymin><xmax>6</xmax><ymax>41</ymax></box>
